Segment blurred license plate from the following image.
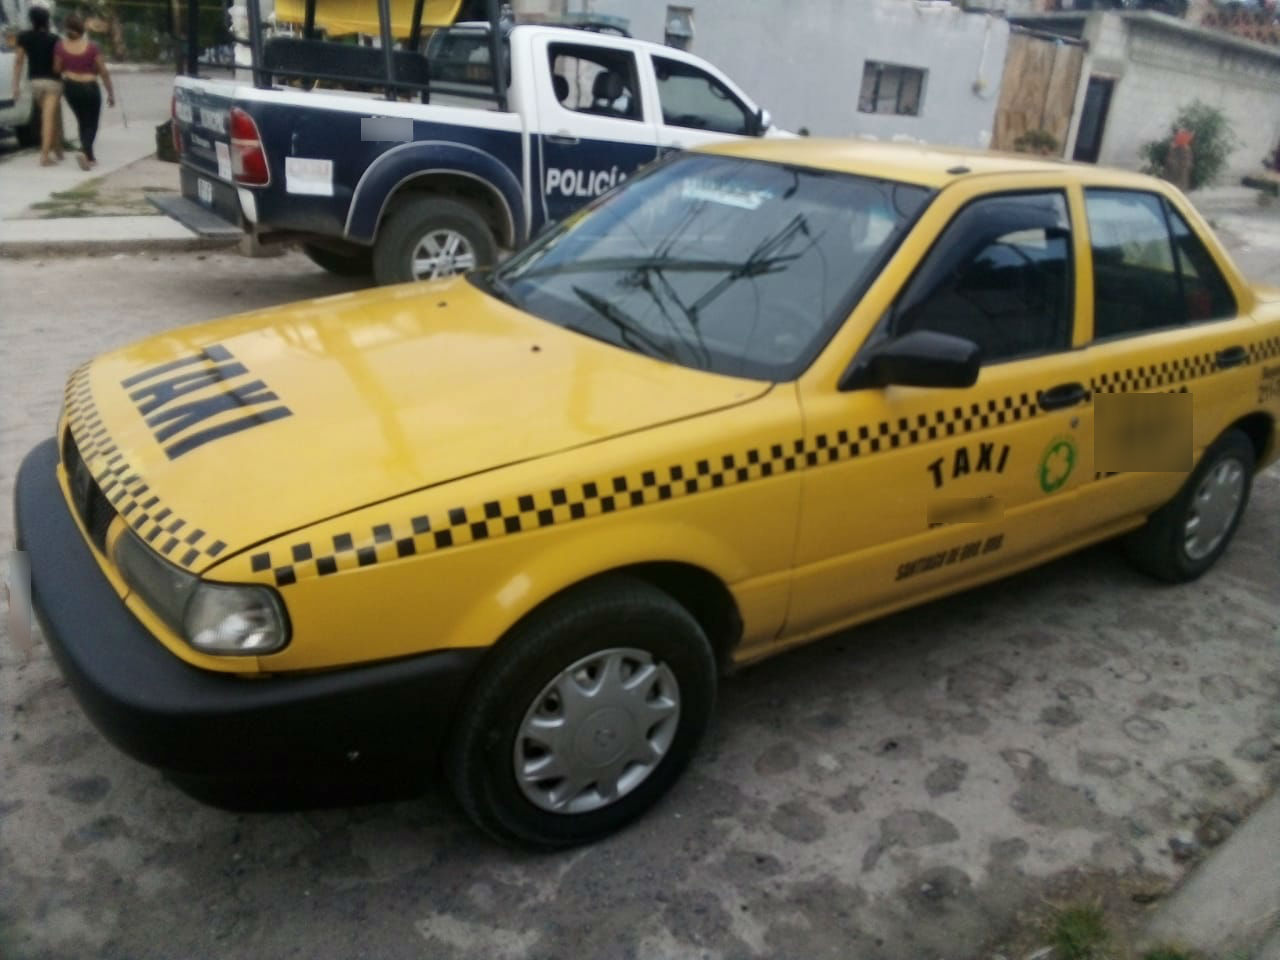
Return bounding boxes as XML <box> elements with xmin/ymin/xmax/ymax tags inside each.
<box><xmin>198</xmin><ymin>178</ymin><xmax>213</xmax><ymax>206</ymax></box>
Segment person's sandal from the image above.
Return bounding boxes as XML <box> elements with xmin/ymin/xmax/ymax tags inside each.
<box><xmin>77</xmin><ymin>154</ymin><xmax>91</xmax><ymax>171</ymax></box>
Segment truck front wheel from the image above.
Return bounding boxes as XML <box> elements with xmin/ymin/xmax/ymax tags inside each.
<box><xmin>372</xmin><ymin>195</ymin><xmax>497</xmax><ymax>286</ymax></box>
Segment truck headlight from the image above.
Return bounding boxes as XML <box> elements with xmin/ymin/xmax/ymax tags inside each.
<box><xmin>112</xmin><ymin>530</ymin><xmax>289</xmax><ymax>656</ymax></box>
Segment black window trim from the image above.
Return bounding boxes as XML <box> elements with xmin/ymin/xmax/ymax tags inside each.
<box><xmin>651</xmin><ymin>52</ymin><xmax>754</xmax><ymax>137</ymax></box>
<box><xmin>849</xmin><ymin>187</ymin><xmax>1077</xmax><ymax>379</ymax></box>
<box><xmin>548</xmin><ymin>41</ymin><xmax>645</xmax><ymax>124</ymax></box>
<box><xmin>1083</xmin><ymin>186</ymin><xmax>1238</xmax><ymax>345</ymax></box>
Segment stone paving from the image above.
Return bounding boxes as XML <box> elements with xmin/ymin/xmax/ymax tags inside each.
<box><xmin>1</xmin><ymin>240</ymin><xmax>1278</xmax><ymax>960</ymax></box>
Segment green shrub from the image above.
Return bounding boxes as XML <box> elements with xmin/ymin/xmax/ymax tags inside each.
<box><xmin>1140</xmin><ymin>100</ymin><xmax>1237</xmax><ymax>189</ymax></box>
<box><xmin>1050</xmin><ymin>903</ymin><xmax>1111</xmax><ymax>960</ymax></box>
<box><xmin>1013</xmin><ymin>128</ymin><xmax>1061</xmax><ymax>156</ymax></box>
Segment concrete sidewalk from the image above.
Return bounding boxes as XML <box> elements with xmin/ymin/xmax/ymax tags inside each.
<box><xmin>0</xmin><ymin>67</ymin><xmax>209</xmax><ymax>254</ymax></box>
<box><xmin>1140</xmin><ymin>791</ymin><xmax>1280</xmax><ymax>957</ymax></box>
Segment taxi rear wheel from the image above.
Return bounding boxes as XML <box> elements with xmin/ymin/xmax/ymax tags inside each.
<box><xmin>446</xmin><ymin>576</ymin><xmax>716</xmax><ymax>848</ymax></box>
<box><xmin>1124</xmin><ymin>428</ymin><xmax>1255</xmax><ymax>583</ymax></box>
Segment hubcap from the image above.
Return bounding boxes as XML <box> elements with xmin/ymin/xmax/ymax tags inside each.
<box><xmin>410</xmin><ymin>229</ymin><xmax>476</xmax><ymax>280</ymax></box>
<box><xmin>514</xmin><ymin>648</ymin><xmax>680</xmax><ymax>815</ymax></box>
<box><xmin>1184</xmin><ymin>457</ymin><xmax>1245</xmax><ymax>560</ymax></box>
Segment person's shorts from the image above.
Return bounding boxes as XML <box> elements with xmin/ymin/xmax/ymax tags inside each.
<box><xmin>30</xmin><ymin>78</ymin><xmax>63</xmax><ymax>97</ymax></box>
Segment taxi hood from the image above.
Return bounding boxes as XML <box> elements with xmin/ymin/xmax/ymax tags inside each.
<box><xmin>65</xmin><ymin>277</ymin><xmax>768</xmax><ymax>571</ymax></box>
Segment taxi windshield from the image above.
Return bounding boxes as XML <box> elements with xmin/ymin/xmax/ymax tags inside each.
<box><xmin>486</xmin><ymin>152</ymin><xmax>932</xmax><ymax>380</ymax></box>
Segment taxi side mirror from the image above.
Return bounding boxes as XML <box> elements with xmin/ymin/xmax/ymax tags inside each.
<box><xmin>840</xmin><ymin>330</ymin><xmax>981</xmax><ymax>391</ymax></box>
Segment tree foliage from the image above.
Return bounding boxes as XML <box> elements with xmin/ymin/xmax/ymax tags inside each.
<box><xmin>1140</xmin><ymin>100</ymin><xmax>1237</xmax><ymax>190</ymax></box>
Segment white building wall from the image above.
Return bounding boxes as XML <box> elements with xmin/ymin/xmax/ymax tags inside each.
<box><xmin>1085</xmin><ymin>14</ymin><xmax>1280</xmax><ymax>180</ymax></box>
<box><xmin>579</xmin><ymin>0</ymin><xmax>1012</xmax><ymax>149</ymax></box>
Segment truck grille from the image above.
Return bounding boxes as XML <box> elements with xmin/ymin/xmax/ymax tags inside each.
<box><xmin>62</xmin><ymin>431</ymin><xmax>118</xmax><ymax>553</ymax></box>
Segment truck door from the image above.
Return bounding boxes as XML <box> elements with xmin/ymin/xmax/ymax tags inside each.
<box><xmin>533</xmin><ymin>39</ymin><xmax>658</xmax><ymax>225</ymax></box>
<box><xmin>649</xmin><ymin>53</ymin><xmax>759</xmax><ymax>156</ymax></box>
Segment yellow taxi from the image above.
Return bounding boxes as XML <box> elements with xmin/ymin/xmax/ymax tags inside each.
<box><xmin>16</xmin><ymin>139</ymin><xmax>1280</xmax><ymax>847</ymax></box>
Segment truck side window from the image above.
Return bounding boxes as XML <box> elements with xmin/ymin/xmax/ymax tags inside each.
<box><xmin>894</xmin><ymin>192</ymin><xmax>1074</xmax><ymax>364</ymax></box>
<box><xmin>548</xmin><ymin>44</ymin><xmax>642</xmax><ymax>122</ymax></box>
<box><xmin>652</xmin><ymin>55</ymin><xmax>751</xmax><ymax>135</ymax></box>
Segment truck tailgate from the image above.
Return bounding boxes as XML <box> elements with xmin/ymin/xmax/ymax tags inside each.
<box><xmin>172</xmin><ymin>79</ymin><xmax>244</xmax><ymax>232</ymax></box>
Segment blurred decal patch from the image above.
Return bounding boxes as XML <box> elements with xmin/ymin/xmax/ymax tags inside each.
<box><xmin>1260</xmin><ymin>364</ymin><xmax>1280</xmax><ymax>404</ymax></box>
<box><xmin>1095</xmin><ymin>392</ymin><xmax>1192</xmax><ymax>474</ymax></box>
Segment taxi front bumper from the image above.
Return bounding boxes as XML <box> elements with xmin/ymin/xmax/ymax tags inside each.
<box><xmin>14</xmin><ymin>438</ymin><xmax>483</xmax><ymax>797</ymax></box>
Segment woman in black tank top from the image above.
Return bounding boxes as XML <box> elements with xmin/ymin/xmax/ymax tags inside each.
<box><xmin>13</xmin><ymin>6</ymin><xmax>64</xmax><ymax>165</ymax></box>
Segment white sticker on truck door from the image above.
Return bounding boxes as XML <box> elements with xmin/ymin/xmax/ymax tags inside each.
<box><xmin>215</xmin><ymin>141</ymin><xmax>231</xmax><ymax>181</ymax></box>
<box><xmin>285</xmin><ymin>157</ymin><xmax>334</xmax><ymax>196</ymax></box>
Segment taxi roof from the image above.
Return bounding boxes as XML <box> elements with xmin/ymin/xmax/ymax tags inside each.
<box><xmin>699</xmin><ymin>137</ymin><xmax>1160</xmax><ymax>191</ymax></box>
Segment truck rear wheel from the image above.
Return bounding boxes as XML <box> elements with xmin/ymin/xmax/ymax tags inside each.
<box><xmin>372</xmin><ymin>195</ymin><xmax>497</xmax><ymax>286</ymax></box>
<box><xmin>16</xmin><ymin>102</ymin><xmax>40</xmax><ymax>148</ymax></box>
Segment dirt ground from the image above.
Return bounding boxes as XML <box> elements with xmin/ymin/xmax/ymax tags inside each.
<box><xmin>2</xmin><ymin>226</ymin><xmax>1279</xmax><ymax>959</ymax></box>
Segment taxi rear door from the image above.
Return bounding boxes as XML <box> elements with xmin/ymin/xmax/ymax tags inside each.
<box><xmin>784</xmin><ymin>176</ymin><xmax>1095</xmax><ymax>640</ymax></box>
<box><xmin>1074</xmin><ymin>186</ymin><xmax>1264</xmax><ymax>534</ymax></box>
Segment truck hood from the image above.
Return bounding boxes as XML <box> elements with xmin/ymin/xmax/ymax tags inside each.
<box><xmin>65</xmin><ymin>276</ymin><xmax>768</xmax><ymax>571</ymax></box>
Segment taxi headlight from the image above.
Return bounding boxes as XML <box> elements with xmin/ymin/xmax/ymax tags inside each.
<box><xmin>184</xmin><ymin>582</ymin><xmax>288</xmax><ymax>655</ymax></box>
<box><xmin>112</xmin><ymin>530</ymin><xmax>288</xmax><ymax>656</ymax></box>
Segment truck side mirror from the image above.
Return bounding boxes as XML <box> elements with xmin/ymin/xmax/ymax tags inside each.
<box><xmin>752</xmin><ymin>108</ymin><xmax>771</xmax><ymax>136</ymax></box>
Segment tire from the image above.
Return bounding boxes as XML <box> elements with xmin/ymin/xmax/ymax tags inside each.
<box><xmin>447</xmin><ymin>576</ymin><xmax>717</xmax><ymax>849</ymax></box>
<box><xmin>15</xmin><ymin>103</ymin><xmax>40</xmax><ymax>149</ymax></box>
<box><xmin>301</xmin><ymin>242</ymin><xmax>373</xmax><ymax>277</ymax></box>
<box><xmin>1123</xmin><ymin>427</ymin><xmax>1255</xmax><ymax>583</ymax></box>
<box><xmin>372</xmin><ymin>195</ymin><xmax>497</xmax><ymax>286</ymax></box>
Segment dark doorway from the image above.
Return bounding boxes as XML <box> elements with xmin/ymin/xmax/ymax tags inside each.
<box><xmin>1073</xmin><ymin>76</ymin><xmax>1114</xmax><ymax>164</ymax></box>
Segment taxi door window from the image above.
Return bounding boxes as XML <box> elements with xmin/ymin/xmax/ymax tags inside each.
<box><xmin>1166</xmin><ymin>204</ymin><xmax>1236</xmax><ymax>322</ymax></box>
<box><xmin>652</xmin><ymin>55</ymin><xmax>752</xmax><ymax>135</ymax></box>
<box><xmin>893</xmin><ymin>192</ymin><xmax>1073</xmax><ymax>364</ymax></box>
<box><xmin>549</xmin><ymin>44</ymin><xmax>643</xmax><ymax>122</ymax></box>
<box><xmin>1084</xmin><ymin>189</ymin><xmax>1234</xmax><ymax>337</ymax></box>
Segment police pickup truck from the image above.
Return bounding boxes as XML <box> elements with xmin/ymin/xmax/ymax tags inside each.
<box><xmin>163</xmin><ymin>19</ymin><xmax>784</xmax><ymax>284</ymax></box>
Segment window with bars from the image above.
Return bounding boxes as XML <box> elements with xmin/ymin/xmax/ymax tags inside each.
<box><xmin>858</xmin><ymin>61</ymin><xmax>926</xmax><ymax>117</ymax></box>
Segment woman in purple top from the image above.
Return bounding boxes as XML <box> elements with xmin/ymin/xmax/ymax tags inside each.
<box><xmin>12</xmin><ymin>6</ymin><xmax>63</xmax><ymax>165</ymax></box>
<box><xmin>54</xmin><ymin>14</ymin><xmax>115</xmax><ymax>170</ymax></box>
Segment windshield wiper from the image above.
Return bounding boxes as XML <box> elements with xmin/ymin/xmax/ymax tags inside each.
<box><xmin>516</xmin><ymin>257</ymin><xmax>739</xmax><ymax>281</ymax></box>
<box><xmin>570</xmin><ymin>285</ymin><xmax>678</xmax><ymax>363</ymax></box>
<box><xmin>511</xmin><ymin>254</ymin><xmax>796</xmax><ymax>283</ymax></box>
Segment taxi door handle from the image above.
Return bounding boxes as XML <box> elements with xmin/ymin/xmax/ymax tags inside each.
<box><xmin>545</xmin><ymin>132</ymin><xmax>579</xmax><ymax>146</ymax></box>
<box><xmin>1038</xmin><ymin>382</ymin><xmax>1087</xmax><ymax>412</ymax></box>
<box><xmin>1215</xmin><ymin>345</ymin><xmax>1247</xmax><ymax>369</ymax></box>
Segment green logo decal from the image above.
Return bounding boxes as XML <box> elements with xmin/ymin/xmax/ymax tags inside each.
<box><xmin>1039</xmin><ymin>436</ymin><xmax>1077</xmax><ymax>493</ymax></box>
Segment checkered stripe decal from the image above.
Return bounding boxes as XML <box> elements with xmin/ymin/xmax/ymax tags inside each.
<box><xmin>257</xmin><ymin>392</ymin><xmax>1044</xmax><ymax>587</ymax></box>
<box><xmin>63</xmin><ymin>364</ymin><xmax>227</xmax><ymax>570</ymax></box>
<box><xmin>1248</xmin><ymin>334</ymin><xmax>1280</xmax><ymax>365</ymax></box>
<box><xmin>1089</xmin><ymin>353</ymin><xmax>1216</xmax><ymax>395</ymax></box>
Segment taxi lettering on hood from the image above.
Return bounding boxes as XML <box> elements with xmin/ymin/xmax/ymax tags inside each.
<box><xmin>122</xmin><ymin>344</ymin><xmax>291</xmax><ymax>459</ymax></box>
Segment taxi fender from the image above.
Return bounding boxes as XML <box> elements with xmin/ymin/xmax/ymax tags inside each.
<box><xmin>451</xmin><ymin>521</ymin><xmax>751</xmax><ymax>653</ymax></box>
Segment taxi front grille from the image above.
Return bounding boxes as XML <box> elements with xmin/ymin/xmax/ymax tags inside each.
<box><xmin>62</xmin><ymin>431</ymin><xmax>117</xmax><ymax>553</ymax></box>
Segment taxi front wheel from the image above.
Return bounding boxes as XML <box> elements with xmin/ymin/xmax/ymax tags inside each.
<box><xmin>1124</xmin><ymin>428</ymin><xmax>1255</xmax><ymax>583</ymax></box>
<box><xmin>446</xmin><ymin>576</ymin><xmax>717</xmax><ymax>848</ymax></box>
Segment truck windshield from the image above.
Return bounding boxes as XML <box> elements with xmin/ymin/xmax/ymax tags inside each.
<box><xmin>487</xmin><ymin>153</ymin><xmax>932</xmax><ymax>381</ymax></box>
